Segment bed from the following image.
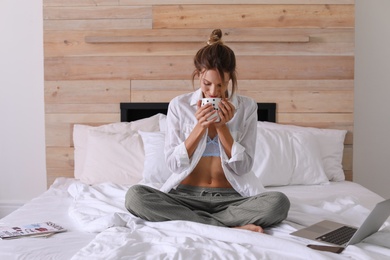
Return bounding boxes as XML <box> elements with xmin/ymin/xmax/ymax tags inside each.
<box><xmin>1</xmin><ymin>102</ymin><xmax>389</xmax><ymax>260</ymax></box>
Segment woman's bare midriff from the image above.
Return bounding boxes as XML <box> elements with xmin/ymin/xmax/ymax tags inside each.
<box><xmin>180</xmin><ymin>156</ymin><xmax>232</xmax><ymax>188</ymax></box>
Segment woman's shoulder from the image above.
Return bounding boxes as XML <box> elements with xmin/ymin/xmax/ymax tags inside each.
<box><xmin>168</xmin><ymin>91</ymin><xmax>198</xmax><ymax>115</ymax></box>
<box><xmin>235</xmin><ymin>94</ymin><xmax>257</xmax><ymax>109</ymax></box>
<box><xmin>169</xmin><ymin>91</ymin><xmax>198</xmax><ymax>109</ymax></box>
<box><xmin>236</xmin><ymin>94</ymin><xmax>256</xmax><ymax>103</ymax></box>
<box><xmin>171</xmin><ymin>91</ymin><xmax>196</xmax><ymax>103</ymax></box>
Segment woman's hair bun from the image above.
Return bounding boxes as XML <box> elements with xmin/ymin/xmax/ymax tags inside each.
<box><xmin>207</xmin><ymin>29</ymin><xmax>223</xmax><ymax>45</ymax></box>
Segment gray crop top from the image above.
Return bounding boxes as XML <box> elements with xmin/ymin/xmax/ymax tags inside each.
<box><xmin>202</xmin><ymin>135</ymin><xmax>220</xmax><ymax>157</ymax></box>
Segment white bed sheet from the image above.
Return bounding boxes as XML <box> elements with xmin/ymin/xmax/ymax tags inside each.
<box><xmin>1</xmin><ymin>178</ymin><xmax>390</xmax><ymax>260</ymax></box>
<box><xmin>0</xmin><ymin>178</ymin><xmax>95</xmax><ymax>260</ymax></box>
<box><xmin>69</xmin><ymin>180</ymin><xmax>390</xmax><ymax>260</ymax></box>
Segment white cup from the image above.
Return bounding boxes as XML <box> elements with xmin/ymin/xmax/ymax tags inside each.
<box><xmin>201</xmin><ymin>98</ymin><xmax>221</xmax><ymax>122</ymax></box>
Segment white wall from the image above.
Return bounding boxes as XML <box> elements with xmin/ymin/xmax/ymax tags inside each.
<box><xmin>354</xmin><ymin>0</ymin><xmax>390</xmax><ymax>199</ymax></box>
<box><xmin>0</xmin><ymin>0</ymin><xmax>46</xmax><ymax>217</ymax></box>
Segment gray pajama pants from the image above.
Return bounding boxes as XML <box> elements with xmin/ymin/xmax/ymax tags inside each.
<box><xmin>125</xmin><ymin>184</ymin><xmax>290</xmax><ymax>228</ymax></box>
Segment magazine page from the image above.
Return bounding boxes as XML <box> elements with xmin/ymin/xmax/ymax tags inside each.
<box><xmin>0</xmin><ymin>221</ymin><xmax>66</xmax><ymax>239</ymax></box>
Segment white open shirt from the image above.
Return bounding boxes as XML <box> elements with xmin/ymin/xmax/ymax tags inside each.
<box><xmin>161</xmin><ymin>89</ymin><xmax>265</xmax><ymax>197</ymax></box>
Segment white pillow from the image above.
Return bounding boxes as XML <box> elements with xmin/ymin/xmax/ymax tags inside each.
<box><xmin>290</xmin><ymin>132</ymin><xmax>328</xmax><ymax>185</ymax></box>
<box><xmin>159</xmin><ymin>114</ymin><xmax>167</xmax><ymax>132</ymax></box>
<box><xmin>253</xmin><ymin>127</ymin><xmax>328</xmax><ymax>186</ymax></box>
<box><xmin>257</xmin><ymin>122</ymin><xmax>347</xmax><ymax>181</ymax></box>
<box><xmin>80</xmin><ymin>130</ymin><xmax>144</xmax><ymax>185</ymax></box>
<box><xmin>73</xmin><ymin>123</ymin><xmax>131</xmax><ymax>179</ymax></box>
<box><xmin>253</xmin><ymin>128</ymin><xmax>293</xmax><ymax>186</ymax></box>
<box><xmin>73</xmin><ymin>114</ymin><xmax>161</xmax><ymax>179</ymax></box>
<box><xmin>138</xmin><ymin>131</ymin><xmax>172</xmax><ymax>185</ymax></box>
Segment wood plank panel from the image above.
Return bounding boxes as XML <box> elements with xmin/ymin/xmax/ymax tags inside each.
<box><xmin>344</xmin><ymin>170</ymin><xmax>352</xmax><ymax>181</ymax></box>
<box><xmin>241</xmin><ymin>90</ymin><xmax>353</xmax><ymax>113</ymax></box>
<box><xmin>237</xmin><ymin>56</ymin><xmax>354</xmax><ymax>80</ymax></box>
<box><xmin>132</xmin><ymin>79</ymin><xmax>354</xmax><ymax>91</ymax></box>
<box><xmin>46</xmin><ymin>147</ymin><xmax>74</xmax><ymax>168</ymax></box>
<box><xmin>44</xmin><ymin>28</ymin><xmax>354</xmax><ymax>58</ymax></box>
<box><xmin>46</xmin><ymin>168</ymin><xmax>75</xmax><ymax>187</ymax></box>
<box><xmin>231</xmin><ymin>42</ymin><xmax>353</xmax><ymax>56</ymax></box>
<box><xmin>122</xmin><ymin>0</ymin><xmax>355</xmax><ymax>5</ymax></box>
<box><xmin>43</xmin><ymin>0</ymin><xmax>355</xmax><ymax>6</ymax></box>
<box><xmin>342</xmin><ymin>145</ymin><xmax>352</xmax><ymax>171</ymax></box>
<box><xmin>238</xmin><ymin>79</ymin><xmax>354</xmax><ymax>91</ymax></box>
<box><xmin>153</xmin><ymin>5</ymin><xmax>354</xmax><ymax>29</ymax></box>
<box><xmin>44</xmin><ymin>56</ymin><xmax>353</xmax><ymax>80</ymax></box>
<box><xmin>44</xmin><ymin>41</ymin><xmax>353</xmax><ymax>58</ymax></box>
<box><xmin>277</xmin><ymin>113</ymin><xmax>353</xmax><ymax>125</ymax></box>
<box><xmin>46</xmin><ymin>113</ymin><xmax>120</xmax><ymax>123</ymax></box>
<box><xmin>44</xmin><ymin>19</ymin><xmax>152</xmax><ymax>31</ymax></box>
<box><xmin>44</xmin><ymin>56</ymin><xmax>193</xmax><ymax>80</ymax></box>
<box><xmin>45</xmin><ymin>28</ymin><xmax>354</xmax><ymax>44</ymax></box>
<box><xmin>344</xmin><ymin>127</ymin><xmax>353</xmax><ymax>145</ymax></box>
<box><xmin>43</xmin><ymin>0</ymin><xmax>119</xmax><ymax>7</ymax></box>
<box><xmin>131</xmin><ymin>89</ymin><xmax>353</xmax><ymax>113</ymax></box>
<box><xmin>85</xmin><ymin>35</ymin><xmax>310</xmax><ymax>43</ymax></box>
<box><xmin>131</xmin><ymin>79</ymin><xmax>193</xmax><ymax>102</ymax></box>
<box><xmin>45</xmin><ymin>122</ymin><xmax>71</xmax><ymax>147</ymax></box>
<box><xmin>45</xmin><ymin>80</ymin><xmax>130</xmax><ymax>104</ymax></box>
<box><xmin>132</xmin><ymin>79</ymin><xmax>194</xmax><ymax>90</ymax></box>
<box><xmin>131</xmin><ymin>90</ymin><xmax>188</xmax><ymax>102</ymax></box>
<box><xmin>45</xmin><ymin>103</ymin><xmax>120</xmax><ymax>114</ymax></box>
<box><xmin>44</xmin><ymin>6</ymin><xmax>151</xmax><ymax>20</ymax></box>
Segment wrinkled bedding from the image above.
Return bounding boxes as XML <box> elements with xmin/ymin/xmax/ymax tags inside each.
<box><xmin>1</xmin><ymin>178</ymin><xmax>389</xmax><ymax>260</ymax></box>
<box><xmin>68</xmin><ymin>179</ymin><xmax>390</xmax><ymax>260</ymax></box>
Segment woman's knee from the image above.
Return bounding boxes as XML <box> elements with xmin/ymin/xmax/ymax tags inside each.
<box><xmin>275</xmin><ymin>192</ymin><xmax>290</xmax><ymax>214</ymax></box>
<box><xmin>125</xmin><ymin>184</ymin><xmax>148</xmax><ymax>214</ymax></box>
<box><xmin>259</xmin><ymin>191</ymin><xmax>290</xmax><ymax>225</ymax></box>
<box><xmin>267</xmin><ymin>192</ymin><xmax>290</xmax><ymax>219</ymax></box>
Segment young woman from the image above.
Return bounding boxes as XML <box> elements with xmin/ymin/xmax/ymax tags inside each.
<box><xmin>125</xmin><ymin>29</ymin><xmax>290</xmax><ymax>233</ymax></box>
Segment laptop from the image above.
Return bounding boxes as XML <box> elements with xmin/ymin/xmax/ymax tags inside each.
<box><xmin>290</xmin><ymin>199</ymin><xmax>390</xmax><ymax>247</ymax></box>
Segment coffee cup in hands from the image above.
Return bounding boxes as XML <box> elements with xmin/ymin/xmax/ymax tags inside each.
<box><xmin>201</xmin><ymin>98</ymin><xmax>221</xmax><ymax>122</ymax></box>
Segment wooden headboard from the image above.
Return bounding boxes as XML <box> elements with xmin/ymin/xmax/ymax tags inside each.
<box><xmin>44</xmin><ymin>3</ymin><xmax>354</xmax><ymax>187</ymax></box>
<box><xmin>120</xmin><ymin>102</ymin><xmax>276</xmax><ymax>122</ymax></box>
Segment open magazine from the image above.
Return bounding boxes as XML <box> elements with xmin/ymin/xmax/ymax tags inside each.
<box><xmin>0</xmin><ymin>221</ymin><xmax>66</xmax><ymax>240</ymax></box>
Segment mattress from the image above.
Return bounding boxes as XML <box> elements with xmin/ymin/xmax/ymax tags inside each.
<box><xmin>1</xmin><ymin>177</ymin><xmax>389</xmax><ymax>260</ymax></box>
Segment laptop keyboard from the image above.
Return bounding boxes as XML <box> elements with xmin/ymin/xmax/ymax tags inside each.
<box><xmin>316</xmin><ymin>226</ymin><xmax>357</xmax><ymax>245</ymax></box>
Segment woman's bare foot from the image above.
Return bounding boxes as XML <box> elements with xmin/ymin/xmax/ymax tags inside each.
<box><xmin>233</xmin><ymin>224</ymin><xmax>264</xmax><ymax>233</ymax></box>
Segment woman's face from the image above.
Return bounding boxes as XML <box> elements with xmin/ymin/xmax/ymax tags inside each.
<box><xmin>199</xmin><ymin>69</ymin><xmax>229</xmax><ymax>98</ymax></box>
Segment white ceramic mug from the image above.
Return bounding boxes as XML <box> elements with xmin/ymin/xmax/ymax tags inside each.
<box><xmin>201</xmin><ymin>98</ymin><xmax>221</xmax><ymax>122</ymax></box>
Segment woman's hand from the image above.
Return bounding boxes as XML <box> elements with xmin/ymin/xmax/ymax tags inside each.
<box><xmin>215</xmin><ymin>99</ymin><xmax>235</xmax><ymax>127</ymax></box>
<box><xmin>195</xmin><ymin>99</ymin><xmax>235</xmax><ymax>158</ymax></box>
<box><xmin>195</xmin><ymin>100</ymin><xmax>217</xmax><ymax>128</ymax></box>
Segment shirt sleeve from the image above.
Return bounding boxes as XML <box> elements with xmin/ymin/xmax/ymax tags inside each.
<box><xmin>164</xmin><ymin>98</ymin><xmax>191</xmax><ymax>174</ymax></box>
<box><xmin>221</xmin><ymin>99</ymin><xmax>258</xmax><ymax>175</ymax></box>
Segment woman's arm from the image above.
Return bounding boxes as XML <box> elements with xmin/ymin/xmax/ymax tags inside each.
<box><xmin>184</xmin><ymin>123</ymin><xmax>206</xmax><ymax>158</ymax></box>
<box><xmin>220</xmin><ymin>98</ymin><xmax>258</xmax><ymax>175</ymax></box>
<box><xmin>215</xmin><ymin>125</ymin><xmax>233</xmax><ymax>158</ymax></box>
<box><xmin>164</xmin><ymin>97</ymin><xmax>215</xmax><ymax>174</ymax></box>
<box><xmin>185</xmin><ymin>100</ymin><xmax>220</xmax><ymax>157</ymax></box>
<box><xmin>215</xmin><ymin>99</ymin><xmax>236</xmax><ymax>158</ymax></box>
